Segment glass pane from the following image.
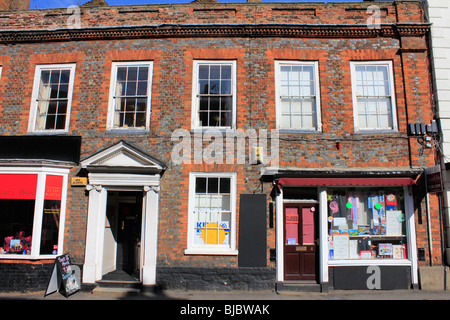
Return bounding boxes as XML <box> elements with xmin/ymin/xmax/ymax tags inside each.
<box><xmin>50</xmin><ymin>70</ymin><xmax>60</xmax><ymax>84</ymax></box>
<box><xmin>136</xmin><ymin>98</ymin><xmax>147</xmax><ymax>112</ymax></box>
<box><xmin>117</xmin><ymin>67</ymin><xmax>127</xmax><ymax>82</ymax></box>
<box><xmin>138</xmin><ymin>67</ymin><xmax>149</xmax><ymax>81</ymax></box>
<box><xmin>127</xmin><ymin>67</ymin><xmax>138</xmax><ymax>81</ymax></box>
<box><xmin>40</xmin><ymin>200</ymin><xmax>61</xmax><ymax>255</ymax></box>
<box><xmin>207</xmin><ymin>177</ymin><xmax>219</xmax><ymax>194</ymax></box>
<box><xmin>219</xmin><ymin>178</ymin><xmax>230</xmax><ymax>194</ymax></box>
<box><xmin>55</xmin><ymin>114</ymin><xmax>66</xmax><ymax>130</ymax></box>
<box><xmin>210</xmin><ymin>80</ymin><xmax>220</xmax><ymax>94</ymax></box>
<box><xmin>137</xmin><ymin>81</ymin><xmax>148</xmax><ymax>96</ymax></box>
<box><xmin>60</xmin><ymin>70</ymin><xmax>70</xmax><ymax>84</ymax></box>
<box><xmin>221</xmin><ymin>65</ymin><xmax>231</xmax><ymax>78</ymax></box>
<box><xmin>41</xmin><ymin>70</ymin><xmax>50</xmax><ymax>85</ymax></box>
<box><xmin>58</xmin><ymin>84</ymin><xmax>68</xmax><ymax>99</ymax></box>
<box><xmin>199</xmin><ymin>65</ymin><xmax>209</xmax><ymax>79</ymax></box>
<box><xmin>196</xmin><ymin>177</ymin><xmax>207</xmax><ymax>193</ymax></box>
<box><xmin>210</xmin><ymin>65</ymin><xmax>221</xmax><ymax>79</ymax></box>
<box><xmin>199</xmin><ymin>97</ymin><xmax>209</xmax><ymax>111</ymax></box>
<box><xmin>45</xmin><ymin>115</ymin><xmax>56</xmax><ymax>130</ymax></box>
<box><xmin>135</xmin><ymin>113</ymin><xmax>146</xmax><ymax>127</ymax></box>
<box><xmin>221</xmin><ymin>96</ymin><xmax>232</xmax><ymax>111</ymax></box>
<box><xmin>286</xmin><ymin>207</ymin><xmax>299</xmax><ymax>245</ymax></box>
<box><xmin>302</xmin><ymin>208</ymin><xmax>314</xmax><ymax>245</ymax></box>
<box><xmin>199</xmin><ymin>80</ymin><xmax>209</xmax><ymax>95</ymax></box>
<box><xmin>126</xmin><ymin>81</ymin><xmax>137</xmax><ymax>96</ymax></box>
<box><xmin>0</xmin><ymin>199</ymin><xmax>35</xmax><ymax>255</ymax></box>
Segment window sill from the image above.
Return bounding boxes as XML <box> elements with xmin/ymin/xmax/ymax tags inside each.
<box><xmin>0</xmin><ymin>254</ymin><xmax>59</xmax><ymax>260</ymax></box>
<box><xmin>106</xmin><ymin>128</ymin><xmax>150</xmax><ymax>135</ymax></box>
<box><xmin>190</xmin><ymin>128</ymin><xmax>236</xmax><ymax>134</ymax></box>
<box><xmin>328</xmin><ymin>259</ymin><xmax>411</xmax><ymax>267</ymax></box>
<box><xmin>27</xmin><ymin>130</ymin><xmax>69</xmax><ymax>136</ymax></box>
<box><xmin>354</xmin><ymin>129</ymin><xmax>399</xmax><ymax>135</ymax></box>
<box><xmin>184</xmin><ymin>248</ymin><xmax>238</xmax><ymax>256</ymax></box>
<box><xmin>277</xmin><ymin>129</ymin><xmax>322</xmax><ymax>134</ymax></box>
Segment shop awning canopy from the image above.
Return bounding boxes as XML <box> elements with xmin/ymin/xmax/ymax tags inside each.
<box><xmin>277</xmin><ymin>177</ymin><xmax>416</xmax><ymax>187</ymax></box>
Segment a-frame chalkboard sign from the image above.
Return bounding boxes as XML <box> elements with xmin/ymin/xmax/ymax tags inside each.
<box><xmin>45</xmin><ymin>253</ymin><xmax>80</xmax><ymax>298</ymax></box>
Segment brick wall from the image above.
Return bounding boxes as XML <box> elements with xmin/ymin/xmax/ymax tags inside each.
<box><xmin>0</xmin><ymin>0</ymin><xmax>440</xmax><ymax>285</ymax></box>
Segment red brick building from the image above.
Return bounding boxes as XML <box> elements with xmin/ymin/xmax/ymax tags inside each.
<box><xmin>0</xmin><ymin>0</ymin><xmax>441</xmax><ymax>292</ymax></box>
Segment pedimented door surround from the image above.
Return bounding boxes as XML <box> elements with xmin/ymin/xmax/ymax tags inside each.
<box><xmin>80</xmin><ymin>140</ymin><xmax>166</xmax><ymax>287</ymax></box>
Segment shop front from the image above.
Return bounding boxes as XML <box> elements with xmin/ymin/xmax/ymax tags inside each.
<box><xmin>269</xmin><ymin>170</ymin><xmax>421</xmax><ymax>291</ymax></box>
<box><xmin>0</xmin><ymin>136</ymin><xmax>80</xmax><ymax>291</ymax></box>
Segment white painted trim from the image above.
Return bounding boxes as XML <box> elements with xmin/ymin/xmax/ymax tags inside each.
<box><xmin>83</xmin><ymin>172</ymin><xmax>161</xmax><ymax>286</ymax></box>
<box><xmin>28</xmin><ymin>63</ymin><xmax>76</xmax><ymax>134</ymax></box>
<box><xmin>350</xmin><ymin>60</ymin><xmax>398</xmax><ymax>132</ymax></box>
<box><xmin>185</xmin><ymin>172</ymin><xmax>237</xmax><ymax>255</ymax></box>
<box><xmin>191</xmin><ymin>60</ymin><xmax>237</xmax><ymax>130</ymax></box>
<box><xmin>274</xmin><ymin>60</ymin><xmax>322</xmax><ymax>132</ymax></box>
<box><xmin>318</xmin><ymin>187</ymin><xmax>328</xmax><ymax>284</ymax></box>
<box><xmin>275</xmin><ymin>186</ymin><xmax>284</xmax><ymax>282</ymax></box>
<box><xmin>106</xmin><ymin>61</ymin><xmax>154</xmax><ymax>131</ymax></box>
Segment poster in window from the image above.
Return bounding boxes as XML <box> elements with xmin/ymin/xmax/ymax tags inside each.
<box><xmin>333</xmin><ymin>234</ymin><xmax>349</xmax><ymax>259</ymax></box>
<box><xmin>386</xmin><ymin>210</ymin><xmax>403</xmax><ymax>236</ymax></box>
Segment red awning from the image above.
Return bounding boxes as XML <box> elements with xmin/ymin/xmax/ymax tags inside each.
<box><xmin>278</xmin><ymin>177</ymin><xmax>416</xmax><ymax>187</ymax></box>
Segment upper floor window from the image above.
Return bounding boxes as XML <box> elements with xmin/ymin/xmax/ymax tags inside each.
<box><xmin>192</xmin><ymin>61</ymin><xmax>236</xmax><ymax>129</ymax></box>
<box><xmin>351</xmin><ymin>61</ymin><xmax>397</xmax><ymax>132</ymax></box>
<box><xmin>28</xmin><ymin>64</ymin><xmax>76</xmax><ymax>133</ymax></box>
<box><xmin>275</xmin><ymin>61</ymin><xmax>321</xmax><ymax>131</ymax></box>
<box><xmin>107</xmin><ymin>61</ymin><xmax>153</xmax><ymax>130</ymax></box>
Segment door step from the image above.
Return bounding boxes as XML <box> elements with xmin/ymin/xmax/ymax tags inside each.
<box><xmin>276</xmin><ymin>281</ymin><xmax>322</xmax><ymax>293</ymax></box>
<box><xmin>94</xmin><ymin>270</ymin><xmax>142</xmax><ymax>294</ymax></box>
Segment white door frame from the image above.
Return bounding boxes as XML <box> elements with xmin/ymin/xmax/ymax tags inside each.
<box><xmin>82</xmin><ymin>173</ymin><xmax>161</xmax><ymax>286</ymax></box>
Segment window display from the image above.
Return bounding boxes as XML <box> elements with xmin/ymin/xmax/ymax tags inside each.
<box><xmin>0</xmin><ymin>173</ymin><xmax>64</xmax><ymax>257</ymax></box>
<box><xmin>327</xmin><ymin>187</ymin><xmax>407</xmax><ymax>260</ymax></box>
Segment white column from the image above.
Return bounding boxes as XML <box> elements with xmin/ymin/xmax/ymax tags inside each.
<box><xmin>404</xmin><ymin>185</ymin><xmax>419</xmax><ymax>288</ymax></box>
<box><xmin>275</xmin><ymin>186</ymin><xmax>284</xmax><ymax>282</ymax></box>
<box><xmin>319</xmin><ymin>187</ymin><xmax>329</xmax><ymax>284</ymax></box>
<box><xmin>141</xmin><ymin>185</ymin><xmax>160</xmax><ymax>286</ymax></box>
<box><xmin>82</xmin><ymin>185</ymin><xmax>107</xmax><ymax>284</ymax></box>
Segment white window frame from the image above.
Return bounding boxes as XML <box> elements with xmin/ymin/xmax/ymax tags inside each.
<box><xmin>0</xmin><ymin>167</ymin><xmax>69</xmax><ymax>260</ymax></box>
<box><xmin>28</xmin><ymin>64</ymin><xmax>76</xmax><ymax>134</ymax></box>
<box><xmin>107</xmin><ymin>61</ymin><xmax>153</xmax><ymax>131</ymax></box>
<box><xmin>185</xmin><ymin>172</ymin><xmax>238</xmax><ymax>255</ymax></box>
<box><xmin>350</xmin><ymin>61</ymin><xmax>398</xmax><ymax>132</ymax></box>
<box><xmin>275</xmin><ymin>61</ymin><xmax>322</xmax><ymax>132</ymax></box>
<box><xmin>191</xmin><ymin>60</ymin><xmax>237</xmax><ymax>130</ymax></box>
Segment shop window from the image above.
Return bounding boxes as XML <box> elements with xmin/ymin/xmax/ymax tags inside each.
<box><xmin>108</xmin><ymin>61</ymin><xmax>153</xmax><ymax>130</ymax></box>
<box><xmin>192</xmin><ymin>61</ymin><xmax>236</xmax><ymax>129</ymax></box>
<box><xmin>28</xmin><ymin>64</ymin><xmax>76</xmax><ymax>133</ymax></box>
<box><xmin>186</xmin><ymin>173</ymin><xmax>237</xmax><ymax>255</ymax></box>
<box><xmin>351</xmin><ymin>61</ymin><xmax>398</xmax><ymax>132</ymax></box>
<box><xmin>327</xmin><ymin>188</ymin><xmax>407</xmax><ymax>260</ymax></box>
<box><xmin>0</xmin><ymin>173</ymin><xmax>66</xmax><ymax>258</ymax></box>
<box><xmin>275</xmin><ymin>61</ymin><xmax>321</xmax><ymax>131</ymax></box>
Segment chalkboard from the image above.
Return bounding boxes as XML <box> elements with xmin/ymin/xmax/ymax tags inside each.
<box><xmin>45</xmin><ymin>254</ymin><xmax>80</xmax><ymax>298</ymax></box>
<box><xmin>238</xmin><ymin>194</ymin><xmax>267</xmax><ymax>267</ymax></box>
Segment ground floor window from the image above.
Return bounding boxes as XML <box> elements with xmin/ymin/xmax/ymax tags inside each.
<box><xmin>0</xmin><ymin>172</ymin><xmax>66</xmax><ymax>258</ymax></box>
<box><xmin>327</xmin><ymin>187</ymin><xmax>407</xmax><ymax>260</ymax></box>
<box><xmin>186</xmin><ymin>172</ymin><xmax>237</xmax><ymax>255</ymax></box>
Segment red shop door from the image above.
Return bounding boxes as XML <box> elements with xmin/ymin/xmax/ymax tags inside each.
<box><xmin>284</xmin><ymin>204</ymin><xmax>319</xmax><ymax>281</ymax></box>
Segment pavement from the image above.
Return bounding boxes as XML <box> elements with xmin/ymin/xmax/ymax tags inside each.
<box><xmin>1</xmin><ymin>288</ymin><xmax>450</xmax><ymax>300</ymax></box>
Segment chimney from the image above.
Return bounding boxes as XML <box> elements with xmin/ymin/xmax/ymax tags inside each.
<box><xmin>0</xmin><ymin>0</ymin><xmax>30</xmax><ymax>11</ymax></box>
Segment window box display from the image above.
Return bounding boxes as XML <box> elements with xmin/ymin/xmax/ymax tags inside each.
<box><xmin>327</xmin><ymin>188</ymin><xmax>408</xmax><ymax>261</ymax></box>
<box><xmin>0</xmin><ymin>171</ymin><xmax>67</xmax><ymax>259</ymax></box>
